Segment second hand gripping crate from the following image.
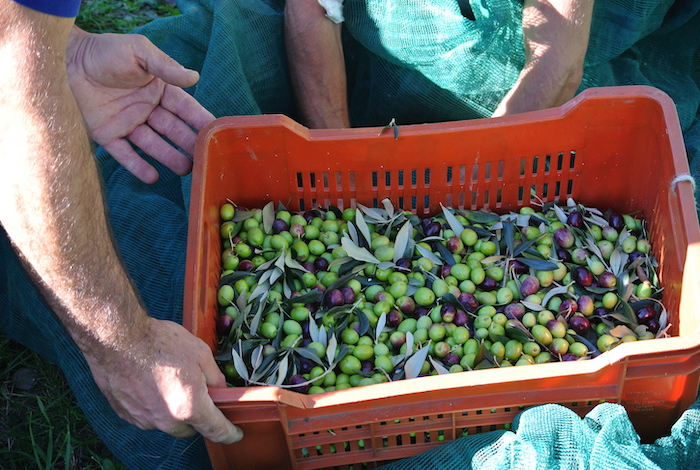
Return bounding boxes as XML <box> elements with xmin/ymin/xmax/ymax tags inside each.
<box><xmin>184</xmin><ymin>86</ymin><xmax>700</xmax><ymax>469</ymax></box>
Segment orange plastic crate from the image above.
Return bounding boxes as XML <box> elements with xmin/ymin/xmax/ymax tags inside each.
<box><xmin>184</xmin><ymin>86</ymin><xmax>700</xmax><ymax>470</ymax></box>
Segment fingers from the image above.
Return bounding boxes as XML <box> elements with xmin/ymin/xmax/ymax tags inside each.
<box><xmin>128</xmin><ymin>123</ymin><xmax>194</xmax><ymax>176</ymax></box>
<box><xmin>161</xmin><ymin>84</ymin><xmax>216</xmax><ymax>132</ymax></box>
<box><xmin>146</xmin><ymin>103</ymin><xmax>199</xmax><ymax>157</ymax></box>
<box><xmin>102</xmin><ymin>139</ymin><xmax>159</xmax><ymax>184</ymax></box>
<box><xmin>193</xmin><ymin>396</ymin><xmax>245</xmax><ymax>444</ymax></box>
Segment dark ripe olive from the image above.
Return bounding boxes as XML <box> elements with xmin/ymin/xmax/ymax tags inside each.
<box><xmin>440</xmin><ymin>265</ymin><xmax>452</xmax><ymax>279</ymax></box>
<box><xmin>573</xmin><ymin>267</ymin><xmax>594</xmax><ymax>287</ymax></box>
<box><xmin>289</xmin><ymin>374</ymin><xmax>311</xmax><ymax>393</ymax></box>
<box><xmin>386</xmin><ymin>309</ymin><xmax>404</xmax><ymax>328</ymax></box>
<box><xmin>446</xmin><ymin>236</ymin><xmax>464</xmax><ymax>254</ymax></box>
<box><xmin>303</xmin><ymin>210</ymin><xmax>316</xmax><ymax>222</ymax></box>
<box><xmin>553</xmin><ymin>227</ymin><xmax>575</xmax><ymax>248</ymax></box>
<box><xmin>425</xmin><ymin>221</ymin><xmax>442</xmax><ymax>238</ymax></box>
<box><xmin>608</xmin><ymin>212</ymin><xmax>624</xmax><ymax>231</ymax></box>
<box><xmin>216</xmin><ymin>314</ymin><xmax>234</xmax><ymax>337</ymax></box>
<box><xmin>567</xmin><ymin>211</ymin><xmax>585</xmax><ymax>229</ymax></box>
<box><xmin>504</xmin><ymin>302</ymin><xmax>525</xmax><ymax>320</ymax></box>
<box><xmin>361</xmin><ymin>360</ymin><xmax>374</xmax><ymax>374</ymax></box>
<box><xmin>636</xmin><ymin>305</ymin><xmax>657</xmax><ymax>324</ymax></box>
<box><xmin>231</xmin><ymin>236</ymin><xmax>244</xmax><ymax>245</ymax></box>
<box><xmin>558</xmin><ymin>298</ymin><xmax>578</xmax><ymax>317</ymax></box>
<box><xmin>397</xmin><ymin>296</ymin><xmax>416</xmax><ymax>315</ymax></box>
<box><xmin>312</xmin><ymin>284</ymin><xmax>326</xmax><ymax>294</ymax></box>
<box><xmin>508</xmin><ymin>259</ymin><xmax>529</xmax><ymax>275</ymax></box>
<box><xmin>556</xmin><ymin>248</ymin><xmax>572</xmax><ymax>263</ymax></box>
<box><xmin>341</xmin><ymin>285</ymin><xmax>356</xmax><ymax>304</ymax></box>
<box><xmin>444</xmin><ymin>352</ymin><xmax>461</xmax><ymax>367</ymax></box>
<box><xmin>441</xmin><ymin>304</ymin><xmax>457</xmax><ymax>323</ymax></box>
<box><xmin>396</xmin><ymin>257</ymin><xmax>413</xmax><ymax>272</ymax></box>
<box><xmin>454</xmin><ymin>310</ymin><xmax>469</xmax><ymax>327</ymax></box>
<box><xmin>421</xmin><ymin>218</ymin><xmax>433</xmax><ymax>230</ymax></box>
<box><xmin>561</xmin><ymin>353</ymin><xmax>579</xmax><ymax>362</ymax></box>
<box><xmin>520</xmin><ymin>276</ymin><xmax>541</xmax><ymax>297</ymax></box>
<box><xmin>375</xmin><ymin>290</ymin><xmax>393</xmax><ymax>303</ymax></box>
<box><xmin>298</xmin><ymin>356</ymin><xmax>313</xmax><ymax>374</ymax></box>
<box><xmin>458</xmin><ymin>292</ymin><xmax>479</xmax><ymax>311</ymax></box>
<box><xmin>272</xmin><ymin>218</ymin><xmax>289</xmax><ymax>234</ymax></box>
<box><xmin>479</xmin><ymin>276</ymin><xmax>498</xmax><ymax>292</ymax></box>
<box><xmin>598</xmin><ymin>272</ymin><xmax>617</xmax><ymax>288</ymax></box>
<box><xmin>646</xmin><ymin>318</ymin><xmax>660</xmax><ymax>334</ymax></box>
<box><xmin>594</xmin><ymin>306</ymin><xmax>609</xmax><ymax>317</ymax></box>
<box><xmin>568</xmin><ymin>315</ymin><xmax>591</xmax><ymax>335</ymax></box>
<box><xmin>302</xmin><ymin>261</ymin><xmax>317</xmax><ymax>274</ymax></box>
<box><xmin>325</xmin><ymin>289</ymin><xmax>345</xmax><ymax>307</ymax></box>
<box><xmin>629</xmin><ymin>251</ymin><xmax>645</xmax><ymax>262</ymax></box>
<box><xmin>314</xmin><ymin>256</ymin><xmax>329</xmax><ymax>272</ymax></box>
<box><xmin>239</xmin><ymin>260</ymin><xmax>255</xmax><ymax>271</ymax></box>
<box><xmin>307</xmin><ymin>301</ymin><xmax>320</xmax><ymax>314</ymax></box>
<box><xmin>415</xmin><ymin>306</ymin><xmax>430</xmax><ymax>317</ymax></box>
<box><xmin>300</xmin><ymin>337</ymin><xmax>312</xmax><ymax>348</ymax></box>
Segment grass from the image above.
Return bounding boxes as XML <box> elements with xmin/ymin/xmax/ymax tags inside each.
<box><xmin>1</xmin><ymin>2</ymin><xmax>180</xmax><ymax>469</ymax></box>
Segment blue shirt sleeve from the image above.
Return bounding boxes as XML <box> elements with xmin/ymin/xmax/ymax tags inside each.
<box><xmin>12</xmin><ymin>0</ymin><xmax>81</xmax><ymax>18</ymax></box>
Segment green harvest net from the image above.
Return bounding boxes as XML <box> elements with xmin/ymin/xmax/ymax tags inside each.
<box><xmin>1</xmin><ymin>0</ymin><xmax>699</xmax><ymax>469</ymax></box>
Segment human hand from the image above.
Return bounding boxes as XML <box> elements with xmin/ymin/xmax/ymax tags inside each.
<box><xmin>84</xmin><ymin>317</ymin><xmax>243</xmax><ymax>444</ymax></box>
<box><xmin>66</xmin><ymin>27</ymin><xmax>215</xmax><ymax>184</ymax></box>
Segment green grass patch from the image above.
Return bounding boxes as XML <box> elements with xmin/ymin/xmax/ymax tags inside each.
<box><xmin>77</xmin><ymin>0</ymin><xmax>180</xmax><ymax>34</ymax></box>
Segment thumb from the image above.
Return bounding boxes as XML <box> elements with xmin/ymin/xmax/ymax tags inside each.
<box><xmin>135</xmin><ymin>35</ymin><xmax>200</xmax><ymax>88</ymax></box>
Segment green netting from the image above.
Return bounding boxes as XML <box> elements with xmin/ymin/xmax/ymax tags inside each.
<box><xmin>1</xmin><ymin>1</ymin><xmax>699</xmax><ymax>469</ymax></box>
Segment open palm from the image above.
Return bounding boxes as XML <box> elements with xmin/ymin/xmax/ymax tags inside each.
<box><xmin>66</xmin><ymin>28</ymin><xmax>215</xmax><ymax>183</ymax></box>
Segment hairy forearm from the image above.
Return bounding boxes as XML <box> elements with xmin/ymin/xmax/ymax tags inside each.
<box><xmin>285</xmin><ymin>0</ymin><xmax>350</xmax><ymax>128</ymax></box>
<box><xmin>0</xmin><ymin>3</ymin><xmax>149</xmax><ymax>355</ymax></box>
<box><xmin>493</xmin><ymin>0</ymin><xmax>593</xmax><ymax>117</ymax></box>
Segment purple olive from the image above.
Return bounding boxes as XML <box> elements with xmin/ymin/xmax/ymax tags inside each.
<box><xmin>598</xmin><ymin>272</ymin><xmax>617</xmax><ymax>288</ymax></box>
<box><xmin>568</xmin><ymin>315</ymin><xmax>591</xmax><ymax>335</ymax></box>
<box><xmin>553</xmin><ymin>227</ymin><xmax>575</xmax><ymax>248</ymax></box>
<box><xmin>608</xmin><ymin>212</ymin><xmax>624</xmax><ymax>231</ymax></box>
<box><xmin>302</xmin><ymin>261</ymin><xmax>316</xmax><ymax>274</ymax></box>
<box><xmin>636</xmin><ymin>305</ymin><xmax>657</xmax><ymax>324</ymax></box>
<box><xmin>425</xmin><ymin>221</ymin><xmax>442</xmax><ymax>238</ymax></box>
<box><xmin>446</xmin><ymin>236</ymin><xmax>464</xmax><ymax>254</ymax></box>
<box><xmin>272</xmin><ymin>218</ymin><xmax>289</xmax><ymax>234</ymax></box>
<box><xmin>396</xmin><ymin>257</ymin><xmax>413</xmax><ymax>272</ymax></box>
<box><xmin>289</xmin><ymin>374</ymin><xmax>310</xmax><ymax>393</ymax></box>
<box><xmin>216</xmin><ymin>314</ymin><xmax>234</xmax><ymax>337</ymax></box>
<box><xmin>559</xmin><ymin>298</ymin><xmax>578</xmax><ymax>317</ymax></box>
<box><xmin>556</xmin><ymin>248</ymin><xmax>572</xmax><ymax>263</ymax></box>
<box><xmin>397</xmin><ymin>296</ymin><xmax>416</xmax><ymax>315</ymax></box>
<box><xmin>386</xmin><ymin>309</ymin><xmax>404</xmax><ymax>328</ymax></box>
<box><xmin>646</xmin><ymin>318</ymin><xmax>660</xmax><ymax>334</ymax></box>
<box><xmin>508</xmin><ymin>259</ymin><xmax>529</xmax><ymax>275</ymax></box>
<box><xmin>561</xmin><ymin>353</ymin><xmax>580</xmax><ymax>362</ymax></box>
<box><xmin>361</xmin><ymin>360</ymin><xmax>374</xmax><ymax>374</ymax></box>
<box><xmin>314</xmin><ymin>257</ymin><xmax>329</xmax><ymax>272</ymax></box>
<box><xmin>238</xmin><ymin>260</ymin><xmax>255</xmax><ymax>272</ymax></box>
<box><xmin>454</xmin><ymin>310</ymin><xmax>469</xmax><ymax>327</ymax></box>
<box><xmin>504</xmin><ymin>302</ymin><xmax>525</xmax><ymax>320</ymax></box>
<box><xmin>324</xmin><ymin>289</ymin><xmax>345</xmax><ymax>307</ymax></box>
<box><xmin>458</xmin><ymin>292</ymin><xmax>479</xmax><ymax>311</ymax></box>
<box><xmin>440</xmin><ymin>265</ymin><xmax>452</xmax><ymax>279</ymax></box>
<box><xmin>479</xmin><ymin>276</ymin><xmax>498</xmax><ymax>292</ymax></box>
<box><xmin>341</xmin><ymin>285</ymin><xmax>356</xmax><ymax>304</ymax></box>
<box><xmin>567</xmin><ymin>211</ymin><xmax>585</xmax><ymax>229</ymax></box>
<box><xmin>520</xmin><ymin>276</ymin><xmax>541</xmax><ymax>297</ymax></box>
<box><xmin>594</xmin><ymin>306</ymin><xmax>609</xmax><ymax>317</ymax></box>
<box><xmin>290</xmin><ymin>223</ymin><xmax>305</xmax><ymax>238</ymax></box>
<box><xmin>577</xmin><ymin>295</ymin><xmax>595</xmax><ymax>316</ymax></box>
<box><xmin>573</xmin><ymin>267</ymin><xmax>594</xmax><ymax>287</ymax></box>
<box><xmin>444</xmin><ymin>352</ymin><xmax>461</xmax><ymax>367</ymax></box>
<box><xmin>297</xmin><ymin>356</ymin><xmax>314</xmax><ymax>374</ymax></box>
<box><xmin>441</xmin><ymin>304</ymin><xmax>457</xmax><ymax>323</ymax></box>
<box><xmin>415</xmin><ymin>306</ymin><xmax>430</xmax><ymax>317</ymax></box>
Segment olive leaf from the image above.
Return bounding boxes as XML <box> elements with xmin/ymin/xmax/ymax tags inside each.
<box><xmin>248</xmin><ymin>299</ymin><xmax>266</xmax><ymax>337</ymax></box>
<box><xmin>341</xmin><ymin>238</ymin><xmax>381</xmax><ymax>264</ymax></box>
<box><xmin>503</xmin><ymin>219</ymin><xmax>515</xmax><ymax>256</ymax></box>
<box><xmin>608</xmin><ymin>325</ymin><xmax>636</xmax><ymax>339</ymax></box>
<box><xmin>381</xmin><ymin>198</ymin><xmax>395</xmax><ymax>218</ymax></box>
<box><xmin>405</xmin><ymin>345</ymin><xmax>430</xmax><ymax>379</ymax></box>
<box><xmin>308</xmin><ymin>317</ymin><xmax>320</xmax><ymax>343</ymax></box>
<box><xmin>405</xmin><ymin>331</ymin><xmax>414</xmax><ymax>357</ymax></box>
<box><xmin>441</xmin><ymin>203</ymin><xmax>464</xmax><ymax>238</ymax></box>
<box><xmin>521</xmin><ymin>300</ymin><xmax>546</xmax><ymax>312</ymax></box>
<box><xmin>293</xmin><ymin>347</ymin><xmax>325</xmax><ymax>367</ymax></box>
<box><xmin>434</xmin><ymin>242</ymin><xmax>456</xmax><ymax>266</ymax></box>
<box><xmin>355</xmin><ymin>307</ymin><xmax>370</xmax><ymax>336</ymax></box>
<box><xmin>541</xmin><ymin>283</ymin><xmax>572</xmax><ymax>308</ymax></box>
<box><xmin>375</xmin><ymin>312</ymin><xmax>387</xmax><ymax>343</ymax></box>
<box><xmin>262</xmin><ymin>201</ymin><xmax>275</xmax><ymax>234</ymax></box>
<box><xmin>353</xmin><ymin>209</ymin><xmax>373</xmax><ymax>248</ymax></box>
<box><xmin>460</xmin><ymin>210</ymin><xmax>500</xmax><ymax>225</ymax></box>
<box><xmin>505</xmin><ymin>327</ymin><xmax>531</xmax><ymax>343</ymax></box>
<box><xmin>394</xmin><ymin>220</ymin><xmax>414</xmax><ymax>262</ymax></box>
<box><xmin>275</xmin><ymin>355</ymin><xmax>289</xmax><ymax>386</ymax></box>
<box><xmin>515</xmin><ymin>257</ymin><xmax>558</xmax><ymax>271</ymax></box>
<box><xmin>429</xmin><ymin>357</ymin><xmax>450</xmax><ymax>375</ymax></box>
<box><xmin>326</xmin><ymin>334</ymin><xmax>338</xmax><ymax>364</ymax></box>
<box><xmin>552</xmin><ymin>204</ymin><xmax>568</xmax><ymax>224</ymax></box>
<box><xmin>416</xmin><ymin>244</ymin><xmax>443</xmax><ymax>266</ymax></box>
<box><xmin>230</xmin><ymin>347</ymin><xmax>250</xmax><ymax>382</ymax></box>
<box><xmin>572</xmin><ymin>334</ymin><xmax>601</xmax><ymax>358</ymax></box>
<box><xmin>606</xmin><ymin>298</ymin><xmax>639</xmax><ymax>328</ymax></box>
<box><xmin>219</xmin><ymin>271</ymin><xmax>254</xmax><ymax>288</ymax></box>
<box><xmin>609</xmin><ymin>248</ymin><xmax>629</xmax><ymax>278</ymax></box>
<box><xmin>512</xmin><ymin>233</ymin><xmax>544</xmax><ymax>258</ymax></box>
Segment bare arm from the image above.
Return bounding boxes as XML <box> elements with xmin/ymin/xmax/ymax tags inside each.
<box><xmin>285</xmin><ymin>0</ymin><xmax>350</xmax><ymax>128</ymax></box>
<box><xmin>492</xmin><ymin>0</ymin><xmax>594</xmax><ymax>117</ymax></box>
<box><xmin>0</xmin><ymin>0</ymin><xmax>240</xmax><ymax>444</ymax></box>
